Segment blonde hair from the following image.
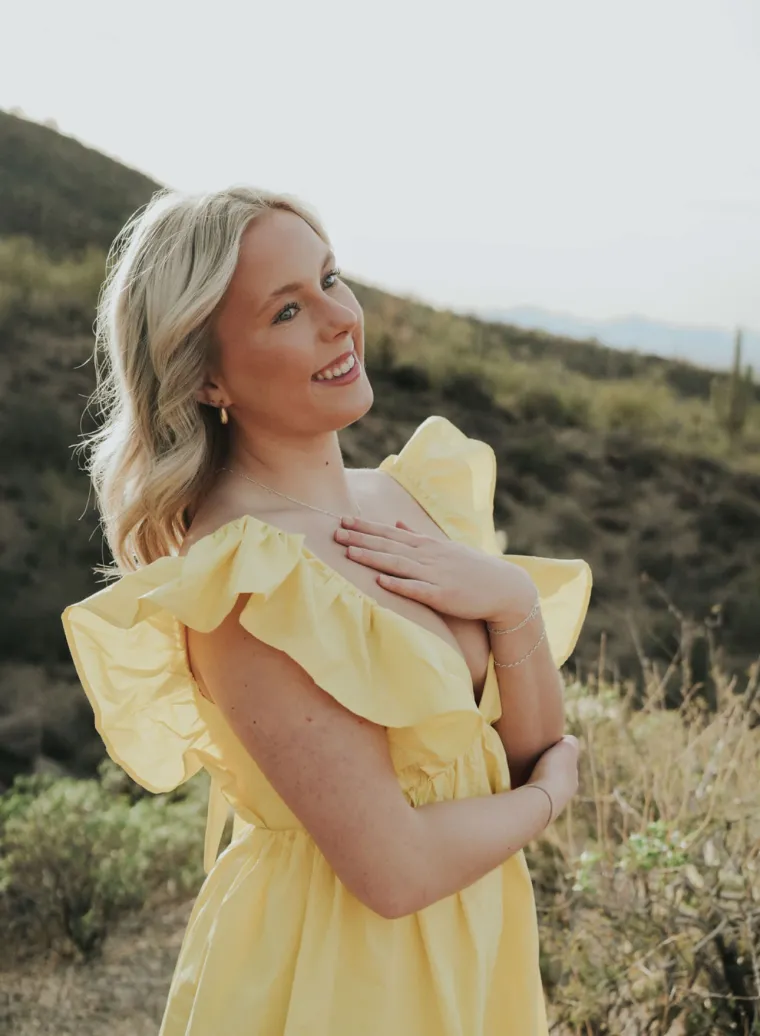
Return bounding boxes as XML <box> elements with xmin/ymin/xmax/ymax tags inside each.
<box><xmin>81</xmin><ymin>185</ymin><xmax>332</xmax><ymax>576</ymax></box>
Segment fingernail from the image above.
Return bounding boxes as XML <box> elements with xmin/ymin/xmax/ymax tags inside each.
<box><xmin>342</xmin><ymin>517</ymin><xmax>354</xmax><ymax>527</ymax></box>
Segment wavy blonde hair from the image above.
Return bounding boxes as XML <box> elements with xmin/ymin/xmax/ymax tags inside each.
<box><xmin>81</xmin><ymin>185</ymin><xmax>332</xmax><ymax>576</ymax></box>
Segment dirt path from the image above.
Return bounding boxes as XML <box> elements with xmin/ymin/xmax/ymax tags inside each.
<box><xmin>0</xmin><ymin>901</ymin><xmax>193</xmax><ymax>1036</ymax></box>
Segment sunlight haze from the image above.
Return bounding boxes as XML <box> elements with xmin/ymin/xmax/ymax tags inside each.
<box><xmin>3</xmin><ymin>0</ymin><xmax>759</xmax><ymax>331</ymax></box>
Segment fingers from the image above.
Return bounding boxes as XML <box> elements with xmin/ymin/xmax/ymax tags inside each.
<box><xmin>335</xmin><ymin>527</ymin><xmax>416</xmax><ymax>556</ymax></box>
<box><xmin>346</xmin><ymin>546</ymin><xmax>421</xmax><ymax>578</ymax></box>
<box><xmin>340</xmin><ymin>516</ymin><xmax>423</xmax><ymax>546</ymax></box>
<box><xmin>376</xmin><ymin>574</ymin><xmax>436</xmax><ymax>602</ymax></box>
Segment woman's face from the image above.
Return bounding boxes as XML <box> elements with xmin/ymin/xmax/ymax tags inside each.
<box><xmin>204</xmin><ymin>208</ymin><xmax>373</xmax><ymax>436</ymax></box>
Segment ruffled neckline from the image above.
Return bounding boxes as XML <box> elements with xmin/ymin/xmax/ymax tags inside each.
<box><xmin>181</xmin><ymin>510</ymin><xmax>481</xmax><ymax>709</ymax></box>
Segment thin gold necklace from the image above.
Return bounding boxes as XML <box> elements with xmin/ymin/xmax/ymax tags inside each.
<box><xmin>218</xmin><ymin>467</ymin><xmax>362</xmax><ymax>521</ymax></box>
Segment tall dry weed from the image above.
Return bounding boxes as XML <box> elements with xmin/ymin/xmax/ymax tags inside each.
<box><xmin>533</xmin><ymin>615</ymin><xmax>760</xmax><ymax>1035</ymax></box>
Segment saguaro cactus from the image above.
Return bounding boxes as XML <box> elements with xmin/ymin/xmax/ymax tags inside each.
<box><xmin>711</xmin><ymin>328</ymin><xmax>755</xmax><ymax>442</ymax></box>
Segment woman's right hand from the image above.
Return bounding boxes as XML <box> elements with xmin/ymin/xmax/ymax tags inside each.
<box><xmin>525</xmin><ymin>734</ymin><xmax>580</xmax><ymax>824</ymax></box>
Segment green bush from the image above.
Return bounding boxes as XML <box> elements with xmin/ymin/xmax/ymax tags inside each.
<box><xmin>513</xmin><ymin>384</ymin><xmax>592</xmax><ymax>428</ymax></box>
<box><xmin>0</xmin><ymin>761</ymin><xmax>206</xmax><ymax>960</ymax></box>
<box><xmin>594</xmin><ymin>380</ymin><xmax>673</xmax><ymax>437</ymax></box>
<box><xmin>0</xmin><ymin>235</ymin><xmax>104</xmax><ymax>337</ymax></box>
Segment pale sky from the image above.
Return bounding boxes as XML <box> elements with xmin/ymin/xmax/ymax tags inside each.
<box><xmin>3</xmin><ymin>0</ymin><xmax>759</xmax><ymax>329</ymax></box>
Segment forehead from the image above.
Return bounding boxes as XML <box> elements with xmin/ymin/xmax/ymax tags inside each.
<box><xmin>235</xmin><ymin>208</ymin><xmax>325</xmax><ymax>292</ymax></box>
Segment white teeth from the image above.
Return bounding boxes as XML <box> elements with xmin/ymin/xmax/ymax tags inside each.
<box><xmin>314</xmin><ymin>353</ymin><xmax>356</xmax><ymax>381</ymax></box>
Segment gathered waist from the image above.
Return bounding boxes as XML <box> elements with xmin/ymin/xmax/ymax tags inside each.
<box><xmin>204</xmin><ymin>775</ymin><xmax>311</xmax><ymax>873</ymax></box>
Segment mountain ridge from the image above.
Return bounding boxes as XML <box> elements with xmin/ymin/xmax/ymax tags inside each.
<box><xmin>472</xmin><ymin>304</ymin><xmax>760</xmax><ymax>371</ymax></box>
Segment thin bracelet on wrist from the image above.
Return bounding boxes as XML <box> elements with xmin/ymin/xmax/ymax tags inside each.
<box><xmin>525</xmin><ymin>782</ymin><xmax>554</xmax><ymax>828</ymax></box>
<box><xmin>493</xmin><ymin>625</ymin><xmax>547</xmax><ymax>669</ymax></box>
<box><xmin>487</xmin><ymin>594</ymin><xmax>541</xmax><ymax>635</ymax></box>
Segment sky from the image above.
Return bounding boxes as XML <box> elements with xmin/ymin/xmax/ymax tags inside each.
<box><xmin>2</xmin><ymin>0</ymin><xmax>759</xmax><ymax>331</ymax></box>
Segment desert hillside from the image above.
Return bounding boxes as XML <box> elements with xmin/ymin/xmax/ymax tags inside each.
<box><xmin>0</xmin><ymin>108</ymin><xmax>758</xmax><ymax>790</ymax></box>
<box><xmin>1</xmin><ymin>109</ymin><xmax>758</xmax><ymax>1036</ymax></box>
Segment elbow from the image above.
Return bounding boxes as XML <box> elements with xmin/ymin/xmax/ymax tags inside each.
<box><xmin>349</xmin><ymin>872</ymin><xmax>419</xmax><ymax>920</ymax></box>
<box><xmin>344</xmin><ymin>850</ymin><xmax>426</xmax><ymax>920</ymax></box>
<box><xmin>364</xmin><ymin>858</ymin><xmax>436</xmax><ymax>919</ymax></box>
<box><xmin>367</xmin><ymin>888</ymin><xmax>420</xmax><ymax>920</ymax></box>
<box><xmin>372</xmin><ymin>883</ymin><xmax>422</xmax><ymax>920</ymax></box>
<box><xmin>328</xmin><ymin>808</ymin><xmax>430</xmax><ymax>920</ymax></box>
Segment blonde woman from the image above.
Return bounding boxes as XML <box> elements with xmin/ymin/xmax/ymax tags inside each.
<box><xmin>62</xmin><ymin>186</ymin><xmax>592</xmax><ymax>1036</ymax></box>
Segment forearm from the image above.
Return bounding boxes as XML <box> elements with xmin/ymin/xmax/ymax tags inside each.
<box><xmin>391</xmin><ymin>784</ymin><xmax>552</xmax><ymax>916</ymax></box>
<box><xmin>488</xmin><ymin>598</ymin><xmax>565</xmax><ymax>787</ymax></box>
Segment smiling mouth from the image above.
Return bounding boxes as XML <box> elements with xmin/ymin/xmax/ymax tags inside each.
<box><xmin>312</xmin><ymin>351</ymin><xmax>357</xmax><ymax>382</ymax></box>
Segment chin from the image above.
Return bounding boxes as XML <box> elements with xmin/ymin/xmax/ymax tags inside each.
<box><xmin>322</xmin><ymin>371</ymin><xmax>374</xmax><ymax>432</ymax></box>
<box><xmin>339</xmin><ymin>376</ymin><xmax>374</xmax><ymax>430</ymax></box>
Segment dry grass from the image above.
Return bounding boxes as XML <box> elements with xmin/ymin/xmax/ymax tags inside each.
<box><xmin>532</xmin><ymin>626</ymin><xmax>760</xmax><ymax>1035</ymax></box>
<box><xmin>1</xmin><ymin>629</ymin><xmax>758</xmax><ymax>1036</ymax></box>
<box><xmin>0</xmin><ymin>900</ymin><xmax>191</xmax><ymax>1036</ymax></box>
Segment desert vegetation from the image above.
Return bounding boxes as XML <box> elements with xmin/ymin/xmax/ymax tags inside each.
<box><xmin>0</xmin><ymin>108</ymin><xmax>758</xmax><ymax>1034</ymax></box>
<box><xmin>1</xmin><ymin>622</ymin><xmax>757</xmax><ymax>1035</ymax></box>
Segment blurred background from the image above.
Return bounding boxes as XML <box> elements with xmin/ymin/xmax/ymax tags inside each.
<box><xmin>0</xmin><ymin>2</ymin><xmax>758</xmax><ymax>1033</ymax></box>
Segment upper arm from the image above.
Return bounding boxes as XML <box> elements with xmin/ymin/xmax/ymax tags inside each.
<box><xmin>186</xmin><ymin>593</ymin><xmax>417</xmax><ymax>918</ymax></box>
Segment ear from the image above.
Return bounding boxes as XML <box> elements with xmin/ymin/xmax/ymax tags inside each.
<box><xmin>195</xmin><ymin>374</ymin><xmax>227</xmax><ymax>408</ymax></box>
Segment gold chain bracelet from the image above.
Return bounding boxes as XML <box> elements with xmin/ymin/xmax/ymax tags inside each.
<box><xmin>486</xmin><ymin>595</ymin><xmax>541</xmax><ymax>635</ymax></box>
<box><xmin>493</xmin><ymin>625</ymin><xmax>548</xmax><ymax>669</ymax></box>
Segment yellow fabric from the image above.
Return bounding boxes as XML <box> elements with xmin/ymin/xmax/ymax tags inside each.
<box><xmin>61</xmin><ymin>415</ymin><xmax>592</xmax><ymax>1036</ymax></box>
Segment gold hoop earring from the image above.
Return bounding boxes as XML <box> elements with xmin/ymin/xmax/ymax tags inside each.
<box><xmin>219</xmin><ymin>406</ymin><xmax>229</xmax><ymax>425</ymax></box>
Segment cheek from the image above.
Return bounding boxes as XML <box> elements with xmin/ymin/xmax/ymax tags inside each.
<box><xmin>239</xmin><ymin>341</ymin><xmax>314</xmax><ymax>397</ymax></box>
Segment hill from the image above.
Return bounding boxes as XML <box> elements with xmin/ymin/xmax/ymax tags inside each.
<box><xmin>0</xmin><ymin>109</ymin><xmax>158</xmax><ymax>255</ymax></box>
<box><xmin>0</xmin><ymin>111</ymin><xmax>758</xmax><ymax>789</ymax></box>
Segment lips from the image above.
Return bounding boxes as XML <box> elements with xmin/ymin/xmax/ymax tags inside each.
<box><xmin>312</xmin><ymin>349</ymin><xmax>357</xmax><ymax>381</ymax></box>
<box><xmin>311</xmin><ymin>351</ymin><xmax>361</xmax><ymax>386</ymax></box>
<box><xmin>312</xmin><ymin>350</ymin><xmax>354</xmax><ymax>379</ymax></box>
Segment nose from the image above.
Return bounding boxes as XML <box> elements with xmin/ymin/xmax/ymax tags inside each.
<box><xmin>323</xmin><ymin>297</ymin><xmax>359</xmax><ymax>339</ymax></box>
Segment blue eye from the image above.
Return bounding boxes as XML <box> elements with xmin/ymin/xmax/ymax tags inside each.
<box><xmin>273</xmin><ymin>268</ymin><xmax>342</xmax><ymax>325</ymax></box>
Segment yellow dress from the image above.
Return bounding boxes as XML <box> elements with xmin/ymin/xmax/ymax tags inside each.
<box><xmin>61</xmin><ymin>416</ymin><xmax>591</xmax><ymax>1036</ymax></box>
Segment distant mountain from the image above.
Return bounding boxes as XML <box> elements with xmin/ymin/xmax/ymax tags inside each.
<box><xmin>472</xmin><ymin>305</ymin><xmax>760</xmax><ymax>372</ymax></box>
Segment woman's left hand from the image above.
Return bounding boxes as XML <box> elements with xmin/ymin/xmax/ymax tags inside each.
<box><xmin>335</xmin><ymin>516</ymin><xmax>536</xmax><ymax>624</ymax></box>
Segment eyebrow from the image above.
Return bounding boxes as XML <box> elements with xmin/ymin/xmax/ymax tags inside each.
<box><xmin>259</xmin><ymin>248</ymin><xmax>336</xmax><ymax>313</ymax></box>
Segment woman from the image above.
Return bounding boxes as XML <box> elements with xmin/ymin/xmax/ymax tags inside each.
<box><xmin>62</xmin><ymin>185</ymin><xmax>591</xmax><ymax>1036</ymax></box>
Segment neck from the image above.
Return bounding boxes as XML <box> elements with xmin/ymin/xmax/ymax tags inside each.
<box><xmin>223</xmin><ymin>424</ymin><xmax>356</xmax><ymax>514</ymax></box>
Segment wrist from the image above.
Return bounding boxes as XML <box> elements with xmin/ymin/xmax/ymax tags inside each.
<box><xmin>485</xmin><ymin>568</ymin><xmax>539</xmax><ymax>627</ymax></box>
<box><xmin>524</xmin><ymin>781</ymin><xmax>555</xmax><ymax>828</ymax></box>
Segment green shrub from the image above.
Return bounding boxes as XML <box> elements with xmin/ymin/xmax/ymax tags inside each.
<box><xmin>594</xmin><ymin>381</ymin><xmax>672</xmax><ymax>437</ymax></box>
<box><xmin>0</xmin><ymin>235</ymin><xmax>104</xmax><ymax>337</ymax></box>
<box><xmin>0</xmin><ymin>762</ymin><xmax>206</xmax><ymax>960</ymax></box>
<box><xmin>440</xmin><ymin>369</ymin><xmax>494</xmax><ymax>409</ymax></box>
<box><xmin>513</xmin><ymin>384</ymin><xmax>592</xmax><ymax>427</ymax></box>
